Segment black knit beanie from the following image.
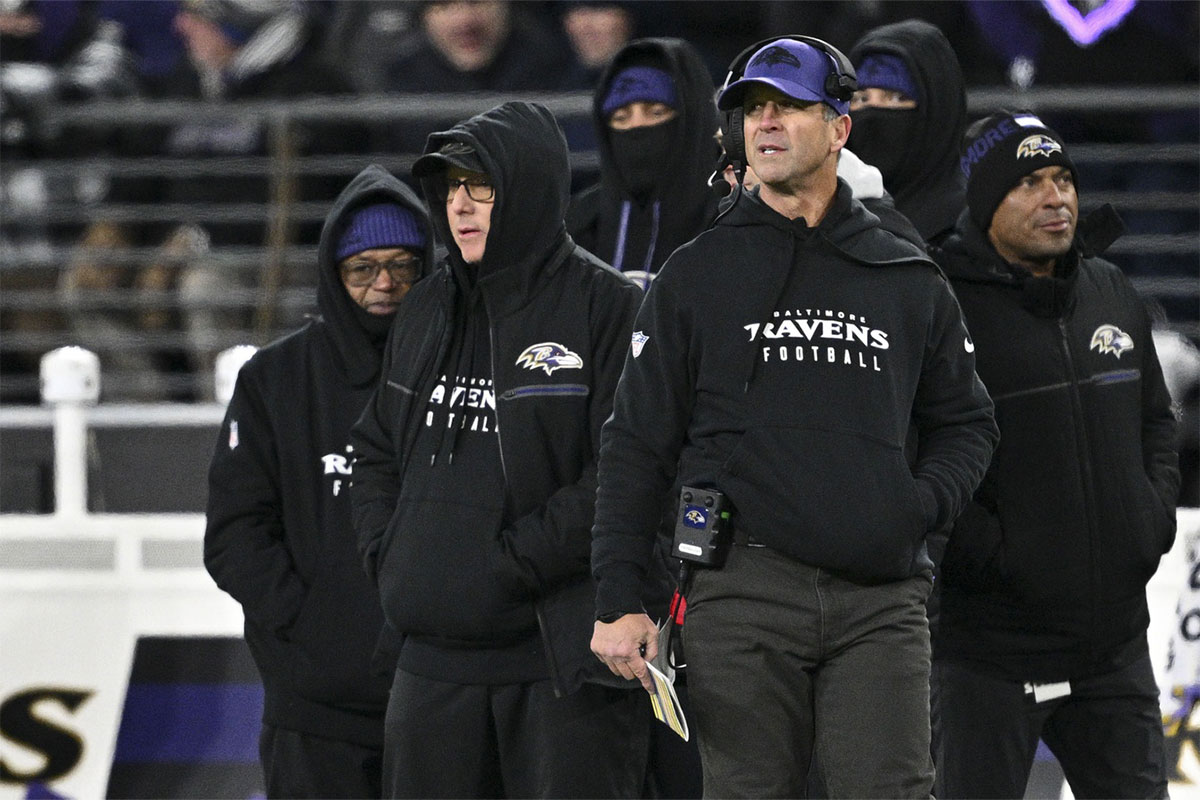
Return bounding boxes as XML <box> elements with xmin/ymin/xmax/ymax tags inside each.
<box><xmin>960</xmin><ymin>111</ymin><xmax>1076</xmax><ymax>232</ymax></box>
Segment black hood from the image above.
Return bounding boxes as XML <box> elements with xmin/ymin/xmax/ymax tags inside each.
<box><xmin>721</xmin><ymin>180</ymin><xmax>933</xmax><ymax>269</ymax></box>
<box><xmin>849</xmin><ymin>19</ymin><xmax>967</xmax><ymax>241</ymax></box>
<box><xmin>317</xmin><ymin>164</ymin><xmax>433</xmax><ymax>387</ymax></box>
<box><xmin>418</xmin><ymin>101</ymin><xmax>574</xmax><ymax>302</ymax></box>
<box><xmin>591</xmin><ymin>37</ymin><xmax>721</xmax><ymax>204</ymax></box>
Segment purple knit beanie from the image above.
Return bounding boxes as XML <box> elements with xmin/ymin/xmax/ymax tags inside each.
<box><xmin>336</xmin><ymin>203</ymin><xmax>426</xmax><ymax>261</ymax></box>
<box><xmin>601</xmin><ymin>66</ymin><xmax>678</xmax><ymax>117</ymax></box>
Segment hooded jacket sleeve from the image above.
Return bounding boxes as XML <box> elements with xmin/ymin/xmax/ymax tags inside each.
<box><xmin>592</xmin><ymin>270</ymin><xmax>697</xmax><ymax>616</ymax></box>
<box><xmin>495</xmin><ymin>274</ymin><xmax>644</xmax><ymax>592</ymax></box>
<box><xmin>204</xmin><ymin>364</ymin><xmax>306</xmax><ymax>635</ymax></box>
<box><xmin>910</xmin><ymin>277</ymin><xmax>1000</xmax><ymax>531</ymax></box>
<box><xmin>1135</xmin><ymin>289</ymin><xmax>1181</xmax><ymax>539</ymax></box>
<box><xmin>349</xmin><ymin>340</ymin><xmax>404</xmax><ymax>584</ymax></box>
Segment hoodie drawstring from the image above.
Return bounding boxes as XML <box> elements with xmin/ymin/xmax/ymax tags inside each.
<box><xmin>430</xmin><ymin>289</ymin><xmax>484</xmax><ymax>466</ymax></box>
<box><xmin>742</xmin><ymin>235</ymin><xmax>800</xmax><ymax>393</ymax></box>
<box><xmin>613</xmin><ymin>201</ymin><xmax>631</xmax><ymax>271</ymax></box>
<box><xmin>612</xmin><ymin>200</ymin><xmax>662</xmax><ymax>274</ymax></box>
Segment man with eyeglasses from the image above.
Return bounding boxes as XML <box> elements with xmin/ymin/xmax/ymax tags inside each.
<box><xmin>205</xmin><ymin>164</ymin><xmax>430</xmax><ymax>797</ymax></box>
<box><xmin>351</xmin><ymin>101</ymin><xmax>666</xmax><ymax>798</ymax></box>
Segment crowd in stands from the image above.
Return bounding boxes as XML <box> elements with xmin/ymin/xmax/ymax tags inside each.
<box><xmin>1</xmin><ymin>0</ymin><xmax>1197</xmax><ymax>404</ymax></box>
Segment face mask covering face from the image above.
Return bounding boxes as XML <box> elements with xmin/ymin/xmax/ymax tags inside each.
<box><xmin>846</xmin><ymin>106</ymin><xmax>920</xmax><ymax>189</ymax></box>
<box><xmin>609</xmin><ymin>118</ymin><xmax>679</xmax><ymax>202</ymax></box>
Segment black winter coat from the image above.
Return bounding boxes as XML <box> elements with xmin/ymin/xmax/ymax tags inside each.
<box><xmin>933</xmin><ymin>212</ymin><xmax>1180</xmax><ymax>681</ymax></box>
<box><xmin>351</xmin><ymin>102</ymin><xmax>665</xmax><ymax>696</ymax></box>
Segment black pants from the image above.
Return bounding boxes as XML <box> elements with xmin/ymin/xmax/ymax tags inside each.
<box><xmin>382</xmin><ymin>669</ymin><xmax>649</xmax><ymax>798</ymax></box>
<box><xmin>645</xmin><ymin>679</ymin><xmax>703</xmax><ymax>799</ymax></box>
<box><xmin>683</xmin><ymin>544</ymin><xmax>935</xmax><ymax>798</ymax></box>
<box><xmin>259</xmin><ymin>724</ymin><xmax>383</xmax><ymax>799</ymax></box>
<box><xmin>932</xmin><ymin>652</ymin><xmax>1167</xmax><ymax>799</ymax></box>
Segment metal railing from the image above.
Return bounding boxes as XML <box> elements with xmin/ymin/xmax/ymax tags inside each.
<box><xmin>2</xmin><ymin>86</ymin><xmax>1197</xmax><ymax>402</ymax></box>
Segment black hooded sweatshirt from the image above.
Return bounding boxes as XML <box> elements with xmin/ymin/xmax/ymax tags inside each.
<box><xmin>351</xmin><ymin>102</ymin><xmax>666</xmax><ymax>695</ymax></box>
<box><xmin>204</xmin><ymin>166</ymin><xmax>433</xmax><ymax>746</ymax></box>
<box><xmin>848</xmin><ymin>19</ymin><xmax>968</xmax><ymax>246</ymax></box>
<box><xmin>593</xmin><ymin>182</ymin><xmax>998</xmax><ymax>617</ymax></box>
<box><xmin>932</xmin><ymin>210</ymin><xmax>1180</xmax><ymax>682</ymax></box>
<box><xmin>567</xmin><ymin>38</ymin><xmax>721</xmax><ymax>284</ymax></box>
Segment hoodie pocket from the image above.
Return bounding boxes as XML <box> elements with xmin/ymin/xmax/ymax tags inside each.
<box><xmin>377</xmin><ymin>498</ymin><xmax>537</xmax><ymax>642</ymax></box>
<box><xmin>720</xmin><ymin>426</ymin><xmax>925</xmax><ymax>580</ymax></box>
<box><xmin>1130</xmin><ymin>474</ymin><xmax>1176</xmax><ymax>581</ymax></box>
<box><xmin>287</xmin><ymin>548</ymin><xmax>389</xmax><ymax>706</ymax></box>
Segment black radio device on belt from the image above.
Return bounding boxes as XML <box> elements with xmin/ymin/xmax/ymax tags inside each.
<box><xmin>671</xmin><ymin>486</ymin><xmax>732</xmax><ymax>567</ymax></box>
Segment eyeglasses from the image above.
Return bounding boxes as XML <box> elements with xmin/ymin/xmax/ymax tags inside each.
<box><xmin>445</xmin><ymin>176</ymin><xmax>495</xmax><ymax>203</ymax></box>
<box><xmin>340</xmin><ymin>256</ymin><xmax>422</xmax><ymax>288</ymax></box>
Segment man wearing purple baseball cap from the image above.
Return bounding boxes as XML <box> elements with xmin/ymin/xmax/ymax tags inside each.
<box><xmin>717</xmin><ymin>37</ymin><xmax>853</xmax><ymax>117</ymax></box>
<box><xmin>591</xmin><ymin>34</ymin><xmax>997</xmax><ymax>798</ymax></box>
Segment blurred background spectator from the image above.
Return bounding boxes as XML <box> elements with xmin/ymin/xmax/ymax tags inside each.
<box><xmin>1</xmin><ymin>0</ymin><xmax>167</xmax><ymax>401</ymax></box>
<box><xmin>0</xmin><ymin>0</ymin><xmax>1195</xmax><ymax>412</ymax></box>
<box><xmin>317</xmin><ymin>0</ymin><xmax>418</xmax><ymax>94</ymax></box>
<box><xmin>379</xmin><ymin>0</ymin><xmax>572</xmax><ymax>154</ymax></box>
<box><xmin>385</xmin><ymin>0</ymin><xmax>569</xmax><ymax>91</ymax></box>
<box><xmin>55</xmin><ymin>0</ymin><xmax>355</xmax><ymax>401</ymax></box>
<box><xmin>1149</xmin><ymin>299</ymin><xmax>1200</xmax><ymax>507</ymax></box>
<box><xmin>558</xmin><ymin>0</ymin><xmax>637</xmax><ymax>90</ymax></box>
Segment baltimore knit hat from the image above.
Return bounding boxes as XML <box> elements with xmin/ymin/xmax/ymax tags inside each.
<box><xmin>336</xmin><ymin>203</ymin><xmax>426</xmax><ymax>262</ymax></box>
<box><xmin>601</xmin><ymin>66</ymin><xmax>678</xmax><ymax>117</ymax></box>
<box><xmin>854</xmin><ymin>53</ymin><xmax>919</xmax><ymax>103</ymax></box>
<box><xmin>961</xmin><ymin>111</ymin><xmax>1076</xmax><ymax>231</ymax></box>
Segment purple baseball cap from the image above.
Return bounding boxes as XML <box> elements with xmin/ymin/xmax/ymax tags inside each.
<box><xmin>718</xmin><ymin>38</ymin><xmax>849</xmax><ymax>116</ymax></box>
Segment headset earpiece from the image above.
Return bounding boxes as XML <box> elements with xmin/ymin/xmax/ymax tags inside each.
<box><xmin>723</xmin><ymin>108</ymin><xmax>747</xmax><ymax>174</ymax></box>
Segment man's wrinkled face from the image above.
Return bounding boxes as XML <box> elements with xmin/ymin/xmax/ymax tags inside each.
<box><xmin>445</xmin><ymin>166</ymin><xmax>495</xmax><ymax>264</ymax></box>
<box><xmin>988</xmin><ymin>165</ymin><xmax>1078</xmax><ymax>275</ymax></box>
<box><xmin>339</xmin><ymin>246</ymin><xmax>422</xmax><ymax>315</ymax></box>
<box><xmin>424</xmin><ymin>0</ymin><xmax>508</xmax><ymax>73</ymax></box>
<box><xmin>742</xmin><ymin>85</ymin><xmax>846</xmax><ymax>194</ymax></box>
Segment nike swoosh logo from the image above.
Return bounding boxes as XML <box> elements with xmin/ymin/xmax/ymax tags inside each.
<box><xmin>965</xmin><ymin>337</ymin><xmax>976</xmax><ymax>353</ymax></box>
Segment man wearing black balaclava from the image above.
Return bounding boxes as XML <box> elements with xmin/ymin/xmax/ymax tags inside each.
<box><xmin>847</xmin><ymin>19</ymin><xmax>967</xmax><ymax>246</ymax></box>
<box><xmin>567</xmin><ymin>37</ymin><xmax>721</xmax><ymax>288</ymax></box>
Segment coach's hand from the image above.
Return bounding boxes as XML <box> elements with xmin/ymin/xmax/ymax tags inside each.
<box><xmin>591</xmin><ymin>613</ymin><xmax>658</xmax><ymax>692</ymax></box>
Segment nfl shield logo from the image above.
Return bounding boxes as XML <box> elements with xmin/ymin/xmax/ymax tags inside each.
<box><xmin>631</xmin><ymin>331</ymin><xmax>649</xmax><ymax>358</ymax></box>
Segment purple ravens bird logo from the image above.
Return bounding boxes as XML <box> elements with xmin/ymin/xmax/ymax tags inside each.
<box><xmin>750</xmin><ymin>45</ymin><xmax>803</xmax><ymax>70</ymax></box>
<box><xmin>1089</xmin><ymin>324</ymin><xmax>1134</xmax><ymax>358</ymax></box>
<box><xmin>1016</xmin><ymin>134</ymin><xmax>1063</xmax><ymax>159</ymax></box>
<box><xmin>612</xmin><ymin>75</ymin><xmax>649</xmax><ymax>94</ymax></box>
<box><xmin>684</xmin><ymin>508</ymin><xmax>707</xmax><ymax>528</ymax></box>
<box><xmin>516</xmin><ymin>342</ymin><xmax>584</xmax><ymax>375</ymax></box>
